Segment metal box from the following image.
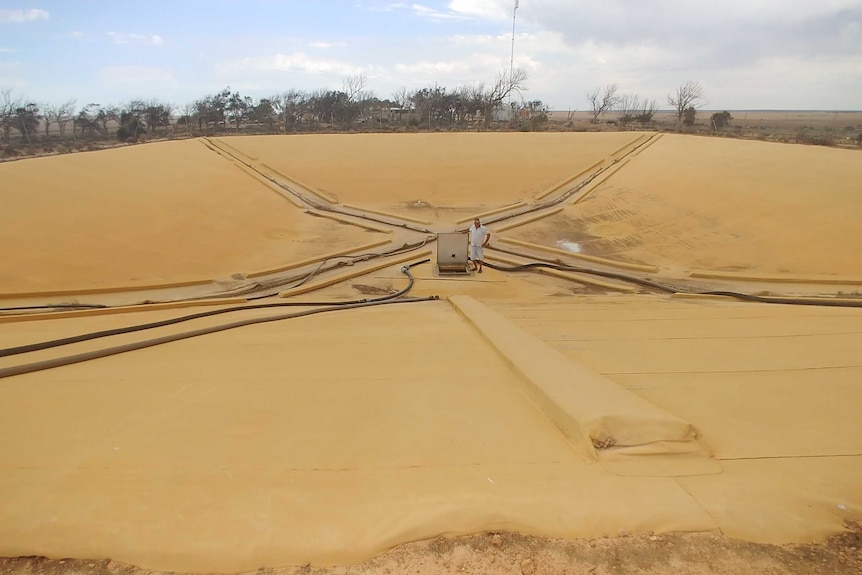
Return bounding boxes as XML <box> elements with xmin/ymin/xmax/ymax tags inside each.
<box><xmin>436</xmin><ymin>232</ymin><xmax>469</xmax><ymax>274</ymax></box>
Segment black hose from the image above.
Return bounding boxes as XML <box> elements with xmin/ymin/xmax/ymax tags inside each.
<box><xmin>482</xmin><ymin>260</ymin><xmax>677</xmax><ymax>293</ymax></box>
<box><xmin>700</xmin><ymin>290</ymin><xmax>862</xmax><ymax>308</ymax></box>
<box><xmin>0</xmin><ymin>296</ymin><xmax>439</xmax><ymax>380</ymax></box>
<box><xmin>243</xmin><ymin>238</ymin><xmax>433</xmax><ymax>301</ymax></box>
<box><xmin>0</xmin><ymin>303</ymin><xmax>109</xmax><ymax>312</ymax></box>
<box><xmin>482</xmin><ymin>259</ymin><xmax>862</xmax><ymax>308</ymax></box>
<box><xmin>0</xmin><ymin>259</ymin><xmax>431</xmax><ymax>360</ymax></box>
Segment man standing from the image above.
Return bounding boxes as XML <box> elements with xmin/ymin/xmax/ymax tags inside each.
<box><xmin>468</xmin><ymin>217</ymin><xmax>491</xmax><ymax>273</ymax></box>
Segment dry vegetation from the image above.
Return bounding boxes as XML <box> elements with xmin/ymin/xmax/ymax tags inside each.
<box><xmin>2</xmin><ymin>109</ymin><xmax>860</xmax><ymax>163</ymax></box>
<box><xmin>553</xmin><ymin>110</ymin><xmax>862</xmax><ymax>149</ymax></box>
<box><xmin>2</xmin><ymin>523</ymin><xmax>860</xmax><ymax>575</ymax></box>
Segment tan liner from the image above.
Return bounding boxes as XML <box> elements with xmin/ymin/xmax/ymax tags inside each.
<box><xmin>0</xmin><ymin>298</ymin><xmax>249</xmax><ymax>324</ymax></box>
<box><xmin>304</xmin><ymin>210</ymin><xmax>394</xmax><ymax>234</ymax></box>
<box><xmin>340</xmin><ymin>204</ymin><xmax>433</xmax><ymax>226</ymax></box>
<box><xmin>278</xmin><ymin>250</ymin><xmax>433</xmax><ymax>298</ymax></box>
<box><xmin>492</xmin><ymin>207</ymin><xmax>565</xmax><ymax>233</ymax></box>
<box><xmin>448</xmin><ymin>295</ymin><xmax>718</xmax><ymax>477</ymax></box>
<box><xmin>485</xmin><ymin>253</ymin><xmax>636</xmax><ymax>293</ymax></box>
<box><xmin>630</xmin><ymin>132</ymin><xmax>664</xmax><ymax>157</ymax></box>
<box><xmin>202</xmin><ymin>138</ymin><xmax>307</xmax><ymax>208</ymax></box>
<box><xmin>532</xmin><ymin>160</ymin><xmax>604</xmax><ymax>201</ymax></box>
<box><xmin>210</xmin><ymin>137</ymin><xmax>258</xmax><ymax>162</ymax></box>
<box><xmin>570</xmin><ymin>159</ymin><xmax>630</xmax><ymax>205</ymax></box>
<box><xmin>230</xmin><ymin>162</ymin><xmax>306</xmax><ymax>208</ymax></box>
<box><xmin>690</xmin><ymin>270</ymin><xmax>862</xmax><ymax>286</ymax></box>
<box><xmin>672</xmin><ymin>292</ymin><xmax>862</xmax><ymax>305</ymax></box>
<box><xmin>609</xmin><ymin>133</ymin><xmax>651</xmax><ymax>160</ymax></box>
<box><xmin>0</xmin><ymin>278</ymin><xmax>214</xmax><ymax>300</ymax></box>
<box><xmin>670</xmin><ymin>293</ymin><xmax>738</xmax><ymax>302</ymax></box>
<box><xmin>455</xmin><ymin>201</ymin><xmax>528</xmax><ymax>224</ymax></box>
<box><xmin>498</xmin><ymin>238</ymin><xmax>659</xmax><ymax>273</ymax></box>
<box><xmin>246</xmin><ymin>239</ymin><xmax>392</xmax><ymax>278</ymax></box>
<box><xmin>259</xmin><ymin>163</ymin><xmax>339</xmax><ymax>204</ymax></box>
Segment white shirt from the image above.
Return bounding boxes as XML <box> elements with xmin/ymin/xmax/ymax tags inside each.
<box><xmin>469</xmin><ymin>224</ymin><xmax>490</xmax><ymax>247</ymax></box>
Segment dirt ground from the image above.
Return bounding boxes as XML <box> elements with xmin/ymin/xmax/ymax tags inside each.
<box><xmin>552</xmin><ymin>110</ymin><xmax>862</xmax><ymax>149</ymax></box>
<box><xmin>2</xmin><ymin>523</ymin><xmax>859</xmax><ymax>575</ymax></box>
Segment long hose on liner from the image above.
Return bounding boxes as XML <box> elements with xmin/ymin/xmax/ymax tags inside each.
<box><xmin>482</xmin><ymin>259</ymin><xmax>862</xmax><ymax>308</ymax></box>
<box><xmin>0</xmin><ymin>260</ymin><xmax>435</xmax><ymax>378</ymax></box>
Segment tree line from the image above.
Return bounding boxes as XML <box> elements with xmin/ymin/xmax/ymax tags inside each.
<box><xmin>0</xmin><ymin>70</ymin><xmax>552</xmax><ymax>144</ymax></box>
<box><xmin>2</xmin><ymin>74</ymin><xmax>744</xmax><ymax>147</ymax></box>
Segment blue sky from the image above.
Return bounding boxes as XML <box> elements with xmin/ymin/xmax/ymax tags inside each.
<box><xmin>1</xmin><ymin>0</ymin><xmax>861</xmax><ymax>110</ymax></box>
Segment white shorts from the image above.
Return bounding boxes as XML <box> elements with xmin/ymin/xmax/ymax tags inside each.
<box><xmin>470</xmin><ymin>245</ymin><xmax>484</xmax><ymax>261</ymax></box>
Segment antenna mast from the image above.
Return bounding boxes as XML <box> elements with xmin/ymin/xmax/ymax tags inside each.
<box><xmin>508</xmin><ymin>0</ymin><xmax>519</xmax><ymax>118</ymax></box>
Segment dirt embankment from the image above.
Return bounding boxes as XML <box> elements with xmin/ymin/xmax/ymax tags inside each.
<box><xmin>3</xmin><ymin>523</ymin><xmax>860</xmax><ymax>575</ymax></box>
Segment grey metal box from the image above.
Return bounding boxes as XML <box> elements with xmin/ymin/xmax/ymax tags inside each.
<box><xmin>436</xmin><ymin>232</ymin><xmax>469</xmax><ymax>273</ymax></box>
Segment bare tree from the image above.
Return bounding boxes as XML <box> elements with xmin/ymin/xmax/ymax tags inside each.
<box><xmin>43</xmin><ymin>103</ymin><xmax>58</xmax><ymax>138</ymax></box>
<box><xmin>343</xmin><ymin>73</ymin><xmax>369</xmax><ymax>103</ymax></box>
<box><xmin>668</xmin><ymin>81</ymin><xmax>705</xmax><ymax>123</ymax></box>
<box><xmin>1</xmin><ymin>88</ymin><xmax>24</xmax><ymax>143</ymax></box>
<box><xmin>56</xmin><ymin>100</ymin><xmax>76</xmax><ymax>137</ymax></box>
<box><xmin>481</xmin><ymin>68</ymin><xmax>529</xmax><ymax>128</ymax></box>
<box><xmin>616</xmin><ymin>94</ymin><xmax>641</xmax><ymax>125</ymax></box>
<box><xmin>636</xmin><ymin>99</ymin><xmax>657</xmax><ymax>124</ymax></box>
<box><xmin>586</xmin><ymin>83</ymin><xmax>620</xmax><ymax>123</ymax></box>
<box><xmin>460</xmin><ymin>84</ymin><xmax>484</xmax><ymax>125</ymax></box>
<box><xmin>616</xmin><ymin>95</ymin><xmax>657</xmax><ymax>125</ymax></box>
<box><xmin>41</xmin><ymin>99</ymin><xmax>75</xmax><ymax>138</ymax></box>
<box><xmin>271</xmin><ymin>89</ymin><xmax>310</xmax><ymax>131</ymax></box>
<box><xmin>13</xmin><ymin>103</ymin><xmax>41</xmax><ymax>144</ymax></box>
<box><xmin>391</xmin><ymin>87</ymin><xmax>412</xmax><ymax>122</ymax></box>
<box><xmin>178</xmin><ymin>102</ymin><xmax>196</xmax><ymax>135</ymax></box>
<box><xmin>392</xmin><ymin>87</ymin><xmax>411</xmax><ymax>111</ymax></box>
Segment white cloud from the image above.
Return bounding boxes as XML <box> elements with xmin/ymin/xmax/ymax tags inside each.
<box><xmin>448</xmin><ymin>0</ymin><xmax>510</xmax><ymax>20</ymax></box>
<box><xmin>706</xmin><ymin>53</ymin><xmax>862</xmax><ymax>110</ymax></box>
<box><xmin>393</xmin><ymin>52</ymin><xmax>510</xmax><ymax>86</ymax></box>
<box><xmin>107</xmin><ymin>32</ymin><xmax>164</xmax><ymax>46</ymax></box>
<box><xmin>435</xmin><ymin>0</ymin><xmax>862</xmax><ymax>109</ymax></box>
<box><xmin>0</xmin><ymin>9</ymin><xmax>49</xmax><ymax>23</ymax></box>
<box><xmin>218</xmin><ymin>52</ymin><xmax>363</xmax><ymax>76</ymax></box>
<box><xmin>411</xmin><ymin>3</ymin><xmax>467</xmax><ymax>21</ymax></box>
<box><xmin>0</xmin><ymin>47</ymin><xmax>17</xmax><ymax>53</ymax></box>
<box><xmin>100</xmin><ymin>66</ymin><xmax>174</xmax><ymax>84</ymax></box>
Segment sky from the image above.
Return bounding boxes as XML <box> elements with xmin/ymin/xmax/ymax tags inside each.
<box><xmin>1</xmin><ymin>0</ymin><xmax>861</xmax><ymax>111</ymax></box>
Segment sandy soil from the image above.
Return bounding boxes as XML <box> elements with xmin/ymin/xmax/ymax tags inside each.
<box><xmin>509</xmin><ymin>134</ymin><xmax>862</xmax><ymax>278</ymax></box>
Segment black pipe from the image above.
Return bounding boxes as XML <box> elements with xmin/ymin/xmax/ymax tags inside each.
<box><xmin>482</xmin><ymin>259</ymin><xmax>862</xmax><ymax>308</ymax></box>
<box><xmin>0</xmin><ymin>303</ymin><xmax>109</xmax><ymax>312</ymax></box>
<box><xmin>0</xmin><ymin>259</ymin><xmax>431</xmax><ymax>360</ymax></box>
<box><xmin>0</xmin><ymin>296</ymin><xmax>439</xmax><ymax>380</ymax></box>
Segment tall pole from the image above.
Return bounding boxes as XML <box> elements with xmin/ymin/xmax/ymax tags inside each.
<box><xmin>508</xmin><ymin>0</ymin><xmax>518</xmax><ymax>119</ymax></box>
